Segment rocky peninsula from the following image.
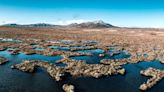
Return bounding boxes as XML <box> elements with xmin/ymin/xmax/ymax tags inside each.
<box><xmin>139</xmin><ymin>67</ymin><xmax>164</xmax><ymax>91</ymax></box>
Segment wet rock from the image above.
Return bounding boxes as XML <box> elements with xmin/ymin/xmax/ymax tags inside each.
<box><xmin>62</xmin><ymin>84</ymin><xmax>75</xmax><ymax>92</ymax></box>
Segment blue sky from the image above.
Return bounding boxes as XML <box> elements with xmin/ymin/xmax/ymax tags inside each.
<box><xmin>0</xmin><ymin>0</ymin><xmax>164</xmax><ymax>28</ymax></box>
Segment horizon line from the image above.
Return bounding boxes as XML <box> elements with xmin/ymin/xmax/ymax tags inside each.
<box><xmin>0</xmin><ymin>20</ymin><xmax>164</xmax><ymax>29</ymax></box>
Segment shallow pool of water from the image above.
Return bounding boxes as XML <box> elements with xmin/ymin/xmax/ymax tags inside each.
<box><xmin>72</xmin><ymin>49</ymin><xmax>130</xmax><ymax>64</ymax></box>
<box><xmin>49</xmin><ymin>46</ymin><xmax>70</xmax><ymax>51</ymax></box>
<box><xmin>0</xmin><ymin>39</ymin><xmax>21</xmax><ymax>43</ymax></box>
<box><xmin>71</xmin><ymin>55</ymin><xmax>104</xmax><ymax>64</ymax></box>
<box><xmin>78</xmin><ymin>49</ymin><xmax>104</xmax><ymax>54</ymax></box>
<box><xmin>0</xmin><ymin>50</ymin><xmax>63</xmax><ymax>63</ymax></box>
<box><xmin>33</xmin><ymin>47</ymin><xmax>45</xmax><ymax>51</ymax></box>
<box><xmin>0</xmin><ymin>50</ymin><xmax>163</xmax><ymax>92</ymax></box>
<box><xmin>62</xmin><ymin>61</ymin><xmax>164</xmax><ymax>92</ymax></box>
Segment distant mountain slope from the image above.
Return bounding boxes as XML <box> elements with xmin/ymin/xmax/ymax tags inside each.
<box><xmin>26</xmin><ymin>23</ymin><xmax>55</xmax><ymax>27</ymax></box>
<box><xmin>3</xmin><ymin>23</ymin><xmax>20</xmax><ymax>27</ymax></box>
<box><xmin>67</xmin><ymin>20</ymin><xmax>116</xmax><ymax>28</ymax></box>
<box><xmin>1</xmin><ymin>20</ymin><xmax>116</xmax><ymax>28</ymax></box>
<box><xmin>2</xmin><ymin>23</ymin><xmax>56</xmax><ymax>27</ymax></box>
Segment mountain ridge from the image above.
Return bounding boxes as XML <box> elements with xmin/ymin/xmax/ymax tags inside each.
<box><xmin>1</xmin><ymin>20</ymin><xmax>116</xmax><ymax>28</ymax></box>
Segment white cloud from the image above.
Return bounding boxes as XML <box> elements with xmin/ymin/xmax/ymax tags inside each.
<box><xmin>0</xmin><ymin>19</ymin><xmax>90</xmax><ymax>25</ymax></box>
<box><xmin>0</xmin><ymin>20</ymin><xmax>18</xmax><ymax>25</ymax></box>
<box><xmin>56</xmin><ymin>19</ymin><xmax>90</xmax><ymax>25</ymax></box>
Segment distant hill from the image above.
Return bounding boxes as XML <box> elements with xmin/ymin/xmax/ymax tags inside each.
<box><xmin>2</xmin><ymin>23</ymin><xmax>56</xmax><ymax>27</ymax></box>
<box><xmin>3</xmin><ymin>23</ymin><xmax>20</xmax><ymax>27</ymax></box>
<box><xmin>1</xmin><ymin>20</ymin><xmax>116</xmax><ymax>28</ymax></box>
<box><xmin>26</xmin><ymin>23</ymin><xmax>55</xmax><ymax>27</ymax></box>
<box><xmin>67</xmin><ymin>20</ymin><xmax>116</xmax><ymax>28</ymax></box>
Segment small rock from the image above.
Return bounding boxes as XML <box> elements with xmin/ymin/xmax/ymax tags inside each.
<box><xmin>63</xmin><ymin>84</ymin><xmax>75</xmax><ymax>92</ymax></box>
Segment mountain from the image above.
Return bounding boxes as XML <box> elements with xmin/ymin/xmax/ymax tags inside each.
<box><xmin>2</xmin><ymin>23</ymin><xmax>56</xmax><ymax>27</ymax></box>
<box><xmin>67</xmin><ymin>20</ymin><xmax>116</xmax><ymax>28</ymax></box>
<box><xmin>26</xmin><ymin>23</ymin><xmax>55</xmax><ymax>27</ymax></box>
<box><xmin>3</xmin><ymin>23</ymin><xmax>20</xmax><ymax>27</ymax></box>
<box><xmin>1</xmin><ymin>20</ymin><xmax>116</xmax><ymax>28</ymax></box>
